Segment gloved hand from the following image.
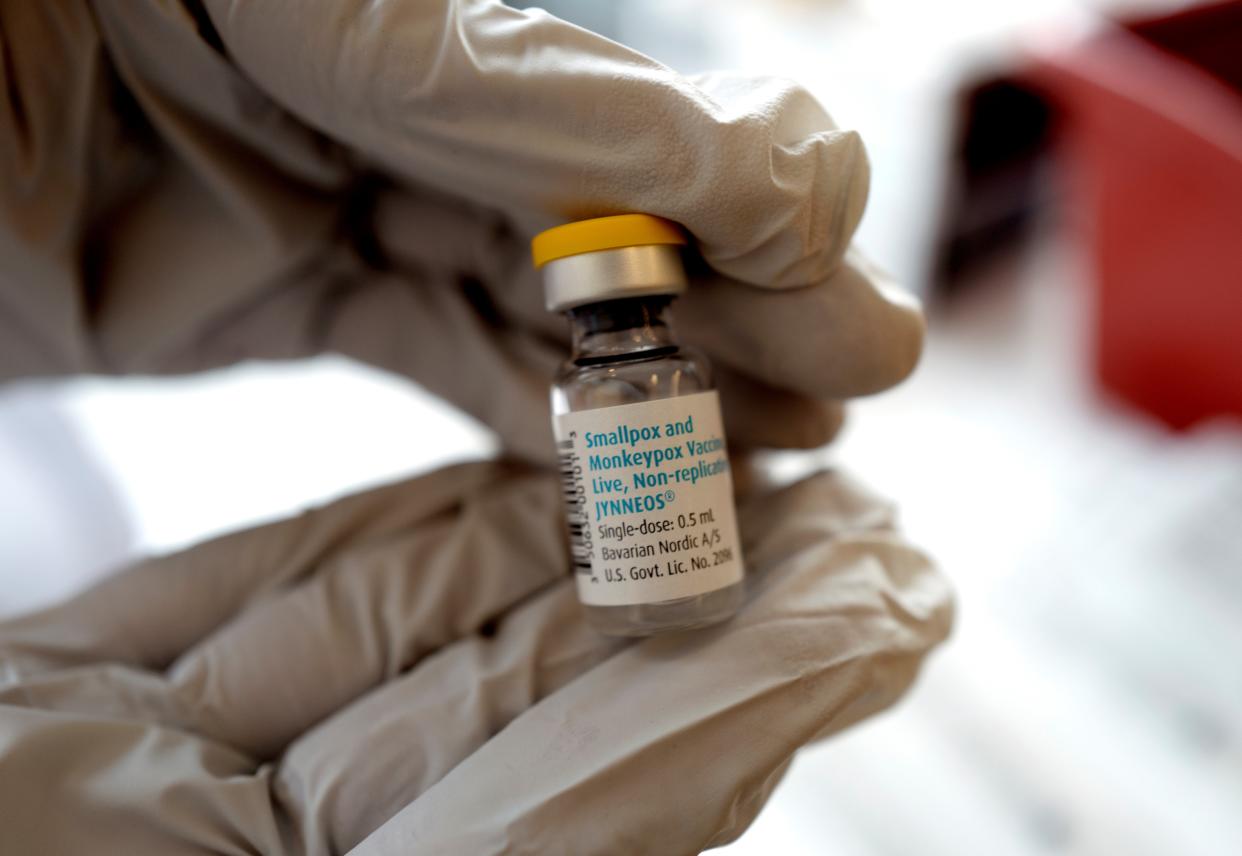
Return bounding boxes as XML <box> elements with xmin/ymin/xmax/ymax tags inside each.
<box><xmin>0</xmin><ymin>2</ymin><xmax>952</xmax><ymax>852</ymax></box>
<box><xmin>0</xmin><ymin>0</ymin><xmax>923</xmax><ymax>461</ymax></box>
<box><xmin>0</xmin><ymin>459</ymin><xmax>952</xmax><ymax>854</ymax></box>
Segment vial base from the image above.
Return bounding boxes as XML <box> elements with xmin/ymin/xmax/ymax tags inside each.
<box><xmin>582</xmin><ymin>580</ymin><xmax>745</xmax><ymax>637</ymax></box>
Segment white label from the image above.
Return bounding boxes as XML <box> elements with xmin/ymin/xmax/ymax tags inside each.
<box><xmin>554</xmin><ymin>391</ymin><xmax>744</xmax><ymax>606</ymax></box>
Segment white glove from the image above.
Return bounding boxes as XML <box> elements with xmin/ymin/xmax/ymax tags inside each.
<box><xmin>0</xmin><ymin>460</ymin><xmax>952</xmax><ymax>854</ymax></box>
<box><xmin>0</xmin><ymin>2</ymin><xmax>950</xmax><ymax>852</ymax></box>
<box><xmin>0</xmin><ymin>0</ymin><xmax>922</xmax><ymax>461</ymax></box>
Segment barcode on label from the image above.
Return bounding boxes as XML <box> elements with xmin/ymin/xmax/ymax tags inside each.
<box><xmin>557</xmin><ymin>435</ymin><xmax>593</xmax><ymax>576</ymax></box>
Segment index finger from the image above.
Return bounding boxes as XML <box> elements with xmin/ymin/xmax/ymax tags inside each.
<box><xmin>201</xmin><ymin>0</ymin><xmax>867</xmax><ymax>289</ymax></box>
<box><xmin>0</xmin><ymin>461</ymin><xmax>510</xmax><ymax>678</ymax></box>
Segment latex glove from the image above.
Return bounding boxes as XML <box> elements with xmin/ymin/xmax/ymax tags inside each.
<box><xmin>0</xmin><ymin>459</ymin><xmax>952</xmax><ymax>854</ymax></box>
<box><xmin>0</xmin><ymin>0</ymin><xmax>922</xmax><ymax>461</ymax></box>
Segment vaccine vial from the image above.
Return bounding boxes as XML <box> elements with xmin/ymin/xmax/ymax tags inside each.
<box><xmin>532</xmin><ymin>214</ymin><xmax>746</xmax><ymax>636</ymax></box>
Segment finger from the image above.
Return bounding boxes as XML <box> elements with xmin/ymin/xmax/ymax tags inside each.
<box><xmin>364</xmin><ymin>481</ymin><xmax>951</xmax><ymax>855</ymax></box>
<box><xmin>715</xmin><ymin>367</ymin><xmax>845</xmax><ymax>450</ymax></box>
<box><xmin>371</xmin><ymin>186</ymin><xmax>904</xmax><ymax>433</ymax></box>
<box><xmin>371</xmin><ymin>188</ymin><xmax>851</xmax><ymax>451</ymax></box>
<box><xmin>338</xmin><ymin>187</ymin><xmax>851</xmax><ymax>454</ymax></box>
<box><xmin>272</xmin><ymin>582</ymin><xmax>610</xmax><ymax>854</ymax></box>
<box><xmin>270</xmin><ymin>470</ymin><xmax>952</xmax><ymax>854</ymax></box>
<box><xmin>135</xmin><ymin>228</ymin><xmax>844</xmax><ymax>468</ymax></box>
<box><xmin>0</xmin><ymin>460</ymin><xmax>513</xmax><ymax>679</ymax></box>
<box><xmin>201</xmin><ymin>0</ymin><xmax>866</xmax><ymax>288</ymax></box>
<box><xmin>0</xmin><ymin>705</ymin><xmax>285</xmax><ymax>855</ymax></box>
<box><xmin>158</xmin><ymin>469</ymin><xmax>566</xmax><ymax>759</ymax></box>
<box><xmin>680</xmin><ymin>249</ymin><xmax>926</xmax><ymax>401</ymax></box>
<box><xmin>2</xmin><ymin>469</ymin><xmax>570</xmax><ymax>761</ymax></box>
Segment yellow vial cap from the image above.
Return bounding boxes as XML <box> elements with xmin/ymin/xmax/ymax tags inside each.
<box><xmin>531</xmin><ymin>214</ymin><xmax>686</xmax><ymax>268</ymax></box>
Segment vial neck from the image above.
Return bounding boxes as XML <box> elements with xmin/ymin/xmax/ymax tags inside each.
<box><xmin>568</xmin><ymin>297</ymin><xmax>679</xmax><ymax>365</ymax></box>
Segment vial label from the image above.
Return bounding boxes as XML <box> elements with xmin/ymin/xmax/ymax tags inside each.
<box><xmin>555</xmin><ymin>391</ymin><xmax>744</xmax><ymax>607</ymax></box>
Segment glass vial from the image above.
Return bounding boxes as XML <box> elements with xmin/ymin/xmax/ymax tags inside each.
<box><xmin>533</xmin><ymin>215</ymin><xmax>745</xmax><ymax>636</ymax></box>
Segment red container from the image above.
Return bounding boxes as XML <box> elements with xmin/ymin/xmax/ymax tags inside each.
<box><xmin>1028</xmin><ymin>2</ymin><xmax>1242</xmax><ymax>429</ymax></box>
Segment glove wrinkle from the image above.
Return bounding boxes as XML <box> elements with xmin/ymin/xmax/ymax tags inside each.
<box><xmin>142</xmin><ymin>471</ymin><xmax>567</xmax><ymax>760</ymax></box>
<box><xmin>343</xmin><ymin>470</ymin><xmax>950</xmax><ymax>856</ymax></box>
<box><xmin>0</xmin><ymin>461</ymin><xmax>517</xmax><ymax>682</ymax></box>
<box><xmin>0</xmin><ymin>462</ymin><xmax>950</xmax><ymax>855</ymax></box>
<box><xmin>2</xmin><ymin>2</ymin><xmax>920</xmax><ymax>456</ymax></box>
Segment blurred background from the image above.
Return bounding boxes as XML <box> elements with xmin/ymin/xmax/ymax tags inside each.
<box><xmin>3</xmin><ymin>0</ymin><xmax>1241</xmax><ymax>853</ymax></box>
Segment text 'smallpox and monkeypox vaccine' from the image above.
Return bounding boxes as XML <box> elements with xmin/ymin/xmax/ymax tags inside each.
<box><xmin>532</xmin><ymin>214</ymin><xmax>745</xmax><ymax>636</ymax></box>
